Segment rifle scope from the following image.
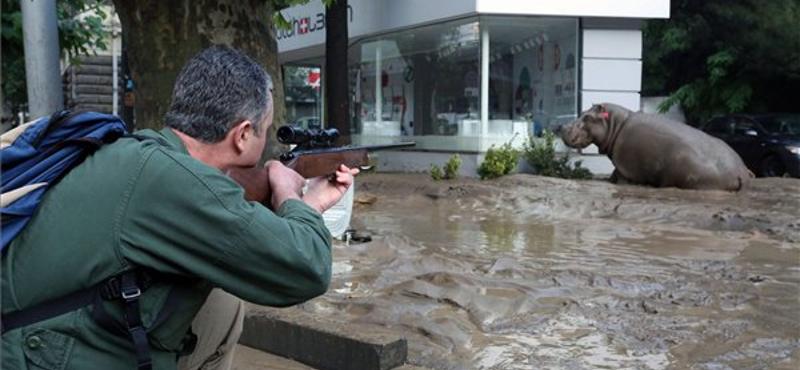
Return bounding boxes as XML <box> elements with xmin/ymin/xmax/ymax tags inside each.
<box><xmin>277</xmin><ymin>125</ymin><xmax>340</xmax><ymax>146</ymax></box>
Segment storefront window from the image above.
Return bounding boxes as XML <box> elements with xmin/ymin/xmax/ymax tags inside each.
<box><xmin>283</xmin><ymin>64</ymin><xmax>323</xmax><ymax>129</ymax></box>
<box><xmin>351</xmin><ymin>18</ymin><xmax>482</xmax><ymax>150</ymax></box>
<box><xmin>348</xmin><ymin>16</ymin><xmax>578</xmax><ymax>151</ymax></box>
<box><xmin>486</xmin><ymin>16</ymin><xmax>579</xmax><ymax>140</ymax></box>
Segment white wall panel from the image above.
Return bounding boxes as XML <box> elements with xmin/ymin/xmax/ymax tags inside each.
<box><xmin>582</xmin><ymin>59</ymin><xmax>642</xmax><ymax>91</ymax></box>
<box><xmin>583</xmin><ymin>30</ymin><xmax>642</xmax><ymax>59</ymax></box>
<box><xmin>581</xmin><ymin>91</ymin><xmax>641</xmax><ymax>111</ymax></box>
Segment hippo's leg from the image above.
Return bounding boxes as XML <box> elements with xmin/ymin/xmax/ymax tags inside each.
<box><xmin>609</xmin><ymin>169</ymin><xmax>632</xmax><ymax>184</ymax></box>
<box><xmin>609</xmin><ymin>169</ymin><xmax>620</xmax><ymax>183</ymax></box>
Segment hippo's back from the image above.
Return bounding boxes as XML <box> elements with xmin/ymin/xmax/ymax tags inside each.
<box><xmin>623</xmin><ymin>112</ymin><xmax>750</xmax><ymax>191</ymax></box>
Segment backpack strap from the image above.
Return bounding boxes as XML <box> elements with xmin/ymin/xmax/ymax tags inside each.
<box><xmin>90</xmin><ymin>271</ymin><xmax>192</xmax><ymax>370</ymax></box>
<box><xmin>1</xmin><ymin>269</ymin><xmax>189</xmax><ymax>370</ymax></box>
<box><xmin>120</xmin><ymin>272</ymin><xmax>152</xmax><ymax>370</ymax></box>
<box><xmin>1</xmin><ymin>279</ymin><xmax>100</xmax><ymax>333</ymax></box>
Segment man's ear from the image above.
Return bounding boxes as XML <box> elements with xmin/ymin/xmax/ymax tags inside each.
<box><xmin>230</xmin><ymin>120</ymin><xmax>254</xmax><ymax>153</ymax></box>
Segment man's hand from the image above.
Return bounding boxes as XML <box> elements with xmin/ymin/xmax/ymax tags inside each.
<box><xmin>302</xmin><ymin>164</ymin><xmax>359</xmax><ymax>214</ymax></box>
<box><xmin>266</xmin><ymin>160</ymin><xmax>307</xmax><ymax>209</ymax></box>
<box><xmin>230</xmin><ymin>162</ymin><xmax>358</xmax><ymax>213</ymax></box>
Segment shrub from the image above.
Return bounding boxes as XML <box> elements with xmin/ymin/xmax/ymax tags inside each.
<box><xmin>477</xmin><ymin>140</ymin><xmax>521</xmax><ymax>180</ymax></box>
<box><xmin>430</xmin><ymin>163</ymin><xmax>444</xmax><ymax>181</ymax></box>
<box><xmin>430</xmin><ymin>154</ymin><xmax>462</xmax><ymax>181</ymax></box>
<box><xmin>522</xmin><ymin>129</ymin><xmax>593</xmax><ymax>179</ymax></box>
<box><xmin>442</xmin><ymin>154</ymin><xmax>461</xmax><ymax>180</ymax></box>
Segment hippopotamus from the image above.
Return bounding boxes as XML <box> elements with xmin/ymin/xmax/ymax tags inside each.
<box><xmin>559</xmin><ymin>103</ymin><xmax>750</xmax><ymax>191</ymax></box>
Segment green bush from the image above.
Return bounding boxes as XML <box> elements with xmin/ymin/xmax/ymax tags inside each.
<box><xmin>429</xmin><ymin>163</ymin><xmax>444</xmax><ymax>181</ymax></box>
<box><xmin>442</xmin><ymin>154</ymin><xmax>461</xmax><ymax>180</ymax></box>
<box><xmin>430</xmin><ymin>154</ymin><xmax>462</xmax><ymax>181</ymax></box>
<box><xmin>477</xmin><ymin>140</ymin><xmax>521</xmax><ymax>180</ymax></box>
<box><xmin>522</xmin><ymin>130</ymin><xmax>593</xmax><ymax>179</ymax></box>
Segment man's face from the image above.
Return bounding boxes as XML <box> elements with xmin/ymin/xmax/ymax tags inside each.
<box><xmin>244</xmin><ymin>105</ymin><xmax>273</xmax><ymax>166</ymax></box>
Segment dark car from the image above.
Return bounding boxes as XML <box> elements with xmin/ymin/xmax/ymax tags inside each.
<box><xmin>700</xmin><ymin>113</ymin><xmax>800</xmax><ymax>178</ymax></box>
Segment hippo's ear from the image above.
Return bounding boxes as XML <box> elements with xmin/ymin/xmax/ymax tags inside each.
<box><xmin>598</xmin><ymin>104</ymin><xmax>610</xmax><ymax>120</ymax></box>
<box><xmin>586</xmin><ymin>104</ymin><xmax>608</xmax><ymax>121</ymax></box>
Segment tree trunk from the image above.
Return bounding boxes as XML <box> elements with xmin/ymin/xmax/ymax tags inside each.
<box><xmin>325</xmin><ymin>0</ymin><xmax>349</xmax><ymax>145</ymax></box>
<box><xmin>111</xmin><ymin>0</ymin><xmax>287</xmax><ymax>158</ymax></box>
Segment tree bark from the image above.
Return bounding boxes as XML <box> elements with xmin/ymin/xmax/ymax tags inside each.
<box><xmin>111</xmin><ymin>0</ymin><xmax>287</xmax><ymax>158</ymax></box>
<box><xmin>325</xmin><ymin>0</ymin><xmax>349</xmax><ymax>145</ymax></box>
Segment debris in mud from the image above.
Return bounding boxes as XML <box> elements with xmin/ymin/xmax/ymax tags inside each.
<box><xmin>354</xmin><ymin>193</ymin><xmax>378</xmax><ymax>205</ymax></box>
<box><xmin>747</xmin><ymin>275</ymin><xmax>767</xmax><ymax>283</ymax></box>
<box><xmin>342</xmin><ymin>229</ymin><xmax>373</xmax><ymax>244</ymax></box>
<box><xmin>641</xmin><ymin>300</ymin><xmax>659</xmax><ymax>314</ymax></box>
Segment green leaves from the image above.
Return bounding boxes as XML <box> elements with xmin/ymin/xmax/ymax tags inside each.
<box><xmin>272</xmin><ymin>13</ymin><xmax>292</xmax><ymax>31</ymax></box>
<box><xmin>643</xmin><ymin>0</ymin><xmax>800</xmax><ymax>121</ymax></box>
<box><xmin>430</xmin><ymin>154</ymin><xmax>461</xmax><ymax>181</ymax></box>
<box><xmin>522</xmin><ymin>130</ymin><xmax>592</xmax><ymax>180</ymax></box>
<box><xmin>2</xmin><ymin>0</ymin><xmax>111</xmax><ymax>109</ymax></box>
<box><xmin>272</xmin><ymin>0</ymin><xmax>340</xmax><ymax>30</ymax></box>
<box><xmin>429</xmin><ymin>164</ymin><xmax>444</xmax><ymax>181</ymax></box>
<box><xmin>660</xmin><ymin>27</ymin><xmax>690</xmax><ymax>53</ymax></box>
<box><xmin>477</xmin><ymin>140</ymin><xmax>520</xmax><ymax>180</ymax></box>
<box><xmin>706</xmin><ymin>49</ymin><xmax>734</xmax><ymax>84</ymax></box>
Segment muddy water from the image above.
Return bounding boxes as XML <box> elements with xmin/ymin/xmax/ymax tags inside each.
<box><xmin>296</xmin><ymin>174</ymin><xmax>800</xmax><ymax>369</ymax></box>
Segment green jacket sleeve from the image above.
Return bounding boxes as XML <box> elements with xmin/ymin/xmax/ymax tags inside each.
<box><xmin>117</xmin><ymin>146</ymin><xmax>332</xmax><ymax>307</ymax></box>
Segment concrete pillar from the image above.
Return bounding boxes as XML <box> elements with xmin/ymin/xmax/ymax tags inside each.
<box><xmin>576</xmin><ymin>18</ymin><xmax>643</xmax><ymax>175</ymax></box>
<box><xmin>20</xmin><ymin>0</ymin><xmax>64</xmax><ymax>119</ymax></box>
<box><xmin>580</xmin><ymin>19</ymin><xmax>643</xmax><ymax>113</ymax></box>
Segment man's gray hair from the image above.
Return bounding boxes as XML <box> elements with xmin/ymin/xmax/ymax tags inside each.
<box><xmin>165</xmin><ymin>45</ymin><xmax>274</xmax><ymax>143</ymax></box>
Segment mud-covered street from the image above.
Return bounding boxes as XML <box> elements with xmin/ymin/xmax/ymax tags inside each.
<box><xmin>259</xmin><ymin>173</ymin><xmax>800</xmax><ymax>369</ymax></box>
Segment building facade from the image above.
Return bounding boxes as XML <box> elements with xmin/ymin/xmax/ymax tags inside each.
<box><xmin>277</xmin><ymin>0</ymin><xmax>670</xmax><ymax>176</ymax></box>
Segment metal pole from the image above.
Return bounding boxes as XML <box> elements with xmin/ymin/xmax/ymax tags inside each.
<box><xmin>375</xmin><ymin>44</ymin><xmax>382</xmax><ymax>123</ymax></box>
<box><xmin>20</xmin><ymin>0</ymin><xmax>64</xmax><ymax>119</ymax></box>
<box><xmin>480</xmin><ymin>25</ymin><xmax>490</xmax><ymax>137</ymax></box>
<box><xmin>112</xmin><ymin>32</ymin><xmax>119</xmax><ymax>115</ymax></box>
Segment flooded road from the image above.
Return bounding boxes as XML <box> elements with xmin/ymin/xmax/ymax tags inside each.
<box><xmin>263</xmin><ymin>174</ymin><xmax>800</xmax><ymax>369</ymax></box>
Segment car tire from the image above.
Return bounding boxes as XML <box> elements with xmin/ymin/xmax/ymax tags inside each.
<box><xmin>760</xmin><ymin>154</ymin><xmax>786</xmax><ymax>177</ymax></box>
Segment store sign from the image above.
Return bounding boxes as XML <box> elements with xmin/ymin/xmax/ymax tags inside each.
<box><xmin>277</xmin><ymin>0</ymin><xmax>474</xmax><ymax>53</ymax></box>
<box><xmin>275</xmin><ymin>5</ymin><xmax>353</xmax><ymax>40</ymax></box>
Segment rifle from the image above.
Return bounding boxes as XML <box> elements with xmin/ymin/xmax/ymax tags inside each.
<box><xmin>229</xmin><ymin>125</ymin><xmax>415</xmax><ymax>203</ymax></box>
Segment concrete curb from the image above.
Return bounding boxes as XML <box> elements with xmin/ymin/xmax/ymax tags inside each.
<box><xmin>239</xmin><ymin>307</ymin><xmax>408</xmax><ymax>370</ymax></box>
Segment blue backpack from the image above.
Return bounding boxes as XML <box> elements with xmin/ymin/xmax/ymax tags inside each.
<box><xmin>1</xmin><ymin>111</ymin><xmax>191</xmax><ymax>370</ymax></box>
<box><xmin>0</xmin><ymin>110</ymin><xmax>129</xmax><ymax>251</ymax></box>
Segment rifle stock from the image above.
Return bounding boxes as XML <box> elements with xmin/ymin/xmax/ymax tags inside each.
<box><xmin>228</xmin><ymin>142</ymin><xmax>415</xmax><ymax>203</ymax></box>
<box><xmin>227</xmin><ymin>165</ymin><xmax>271</xmax><ymax>203</ymax></box>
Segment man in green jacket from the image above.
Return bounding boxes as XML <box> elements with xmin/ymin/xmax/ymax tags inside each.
<box><xmin>1</xmin><ymin>45</ymin><xmax>358</xmax><ymax>369</ymax></box>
